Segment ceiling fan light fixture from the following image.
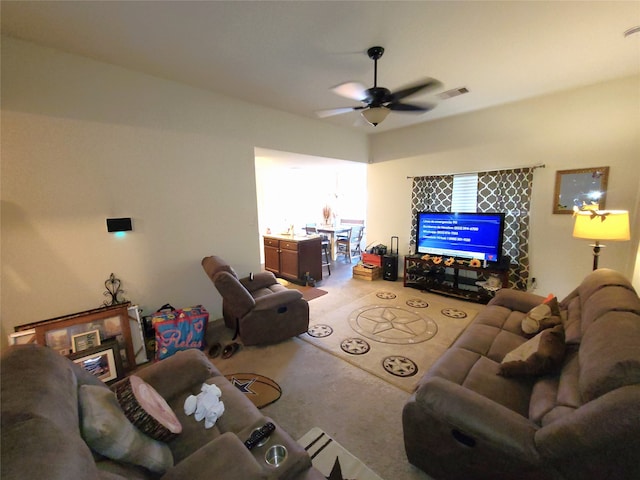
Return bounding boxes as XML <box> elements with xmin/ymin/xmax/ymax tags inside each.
<box><xmin>361</xmin><ymin>107</ymin><xmax>390</xmax><ymax>126</ymax></box>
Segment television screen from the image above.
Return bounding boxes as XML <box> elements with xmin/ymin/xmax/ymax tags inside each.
<box><xmin>415</xmin><ymin>212</ymin><xmax>505</xmax><ymax>263</ymax></box>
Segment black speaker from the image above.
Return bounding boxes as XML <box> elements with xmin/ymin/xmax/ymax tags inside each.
<box><xmin>106</xmin><ymin>217</ymin><xmax>132</xmax><ymax>232</ymax></box>
<box><xmin>383</xmin><ymin>254</ymin><xmax>398</xmax><ymax>281</ymax></box>
<box><xmin>383</xmin><ymin>236</ymin><xmax>399</xmax><ymax>281</ymax></box>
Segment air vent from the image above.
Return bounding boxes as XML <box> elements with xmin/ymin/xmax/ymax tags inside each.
<box><xmin>438</xmin><ymin>87</ymin><xmax>469</xmax><ymax>99</ymax></box>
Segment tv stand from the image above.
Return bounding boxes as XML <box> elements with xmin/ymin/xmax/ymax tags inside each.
<box><xmin>403</xmin><ymin>255</ymin><xmax>509</xmax><ymax>304</ymax></box>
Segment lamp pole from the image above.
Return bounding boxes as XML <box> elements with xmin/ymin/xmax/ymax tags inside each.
<box><xmin>591</xmin><ymin>241</ymin><xmax>601</xmax><ymax>271</ymax></box>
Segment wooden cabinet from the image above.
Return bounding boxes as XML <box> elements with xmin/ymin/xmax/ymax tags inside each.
<box><xmin>264</xmin><ymin>237</ymin><xmax>280</xmax><ymax>273</ymax></box>
<box><xmin>264</xmin><ymin>235</ymin><xmax>322</xmax><ymax>284</ymax></box>
<box><xmin>404</xmin><ymin>255</ymin><xmax>509</xmax><ymax>304</ymax></box>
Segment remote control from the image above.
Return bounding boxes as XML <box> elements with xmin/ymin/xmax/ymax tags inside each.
<box><xmin>244</xmin><ymin>422</ymin><xmax>276</xmax><ymax>450</ymax></box>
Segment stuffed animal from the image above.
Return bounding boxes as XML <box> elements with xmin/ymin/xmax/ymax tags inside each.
<box><xmin>184</xmin><ymin>383</ymin><xmax>225</xmax><ymax>429</ymax></box>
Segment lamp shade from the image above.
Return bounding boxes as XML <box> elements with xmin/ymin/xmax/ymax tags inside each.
<box><xmin>361</xmin><ymin>107</ymin><xmax>390</xmax><ymax>126</ymax></box>
<box><xmin>573</xmin><ymin>210</ymin><xmax>630</xmax><ymax>241</ymax></box>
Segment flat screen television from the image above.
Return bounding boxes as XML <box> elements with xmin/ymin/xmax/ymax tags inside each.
<box><xmin>415</xmin><ymin>212</ymin><xmax>505</xmax><ymax>264</ymax></box>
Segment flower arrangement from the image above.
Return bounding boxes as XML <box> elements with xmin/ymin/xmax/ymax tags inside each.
<box><xmin>322</xmin><ymin>205</ymin><xmax>332</xmax><ymax>225</ymax></box>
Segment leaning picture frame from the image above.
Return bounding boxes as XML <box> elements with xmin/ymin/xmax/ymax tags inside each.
<box><xmin>553</xmin><ymin>166</ymin><xmax>609</xmax><ymax>214</ymax></box>
<box><xmin>71</xmin><ymin>329</ymin><xmax>101</xmax><ymax>353</ymax></box>
<box><xmin>15</xmin><ymin>303</ymin><xmax>136</xmax><ymax>372</ymax></box>
<box><xmin>8</xmin><ymin>328</ymin><xmax>37</xmax><ymax>346</ymax></box>
<box><xmin>69</xmin><ymin>340</ymin><xmax>122</xmax><ymax>384</ymax></box>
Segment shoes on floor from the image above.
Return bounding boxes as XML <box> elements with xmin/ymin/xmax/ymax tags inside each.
<box><xmin>222</xmin><ymin>342</ymin><xmax>240</xmax><ymax>359</ymax></box>
<box><xmin>208</xmin><ymin>342</ymin><xmax>222</xmax><ymax>358</ymax></box>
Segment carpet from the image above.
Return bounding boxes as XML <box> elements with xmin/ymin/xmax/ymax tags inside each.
<box><xmin>223</xmin><ymin>373</ymin><xmax>282</xmax><ymax>409</ymax></box>
<box><xmin>300</xmin><ymin>286</ymin><xmax>329</xmax><ymax>301</ymax></box>
<box><xmin>298</xmin><ymin>427</ymin><xmax>384</xmax><ymax>480</ymax></box>
<box><xmin>301</xmin><ymin>289</ymin><xmax>478</xmax><ymax>392</ymax></box>
<box><xmin>278</xmin><ymin>278</ymin><xmax>329</xmax><ymax>301</ymax></box>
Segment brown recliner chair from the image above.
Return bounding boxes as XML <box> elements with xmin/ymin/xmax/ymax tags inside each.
<box><xmin>201</xmin><ymin>255</ymin><xmax>309</xmax><ymax>346</ymax></box>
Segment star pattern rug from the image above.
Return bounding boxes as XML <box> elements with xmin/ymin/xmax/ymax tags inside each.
<box><xmin>301</xmin><ymin>289</ymin><xmax>478</xmax><ymax>392</ymax></box>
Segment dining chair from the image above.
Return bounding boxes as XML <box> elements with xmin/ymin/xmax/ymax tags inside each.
<box><xmin>336</xmin><ymin>225</ymin><xmax>364</xmax><ymax>263</ymax></box>
<box><xmin>305</xmin><ymin>224</ymin><xmax>331</xmax><ymax>276</ymax></box>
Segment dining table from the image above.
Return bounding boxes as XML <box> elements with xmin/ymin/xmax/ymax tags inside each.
<box><xmin>316</xmin><ymin>225</ymin><xmax>351</xmax><ymax>260</ymax></box>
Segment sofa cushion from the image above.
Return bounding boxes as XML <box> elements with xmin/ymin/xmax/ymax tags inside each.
<box><xmin>79</xmin><ymin>385</ymin><xmax>174</xmax><ymax>474</ymax></box>
<box><xmin>499</xmin><ymin>325</ymin><xmax>565</xmax><ymax>377</ymax></box>
<box><xmin>1</xmin><ymin>416</ymin><xmax>100</xmax><ymax>480</ymax></box>
<box><xmin>422</xmin><ymin>347</ymin><xmax>533</xmax><ymax>416</ymax></box>
<box><xmin>1</xmin><ymin>344</ymin><xmax>82</xmax><ymax>432</ymax></box>
<box><xmin>164</xmin><ymin>376</ymin><xmax>264</xmax><ymax>463</ymax></box>
<box><xmin>214</xmin><ymin>271</ymin><xmax>256</xmax><ymax>319</ymax></box>
<box><xmin>201</xmin><ymin>255</ymin><xmax>238</xmax><ymax>280</ymax></box>
<box><xmin>580</xmin><ymin>286</ymin><xmax>640</xmax><ymax>335</ymax></box>
<box><xmin>579</xmin><ymin>311</ymin><xmax>640</xmax><ymax>402</ymax></box>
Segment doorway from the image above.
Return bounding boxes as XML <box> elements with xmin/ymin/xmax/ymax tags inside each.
<box><xmin>254</xmin><ymin>148</ymin><xmax>367</xmax><ymax>264</ymax></box>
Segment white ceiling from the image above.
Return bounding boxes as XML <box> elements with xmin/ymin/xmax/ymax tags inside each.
<box><xmin>2</xmin><ymin>1</ymin><xmax>639</xmax><ymax>133</ymax></box>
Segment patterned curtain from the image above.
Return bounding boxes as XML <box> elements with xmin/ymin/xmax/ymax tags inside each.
<box><xmin>410</xmin><ymin>168</ymin><xmax>535</xmax><ymax>290</ymax></box>
<box><xmin>409</xmin><ymin>175</ymin><xmax>453</xmax><ymax>247</ymax></box>
<box><xmin>477</xmin><ymin>168</ymin><xmax>534</xmax><ymax>290</ymax></box>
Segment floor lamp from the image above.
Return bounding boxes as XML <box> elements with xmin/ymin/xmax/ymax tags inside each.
<box><xmin>573</xmin><ymin>210</ymin><xmax>630</xmax><ymax>270</ymax></box>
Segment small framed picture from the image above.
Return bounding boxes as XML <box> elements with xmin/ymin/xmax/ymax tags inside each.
<box><xmin>71</xmin><ymin>329</ymin><xmax>101</xmax><ymax>353</ymax></box>
<box><xmin>69</xmin><ymin>340</ymin><xmax>122</xmax><ymax>384</ymax></box>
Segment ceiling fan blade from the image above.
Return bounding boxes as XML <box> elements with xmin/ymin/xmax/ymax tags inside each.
<box><xmin>389</xmin><ymin>78</ymin><xmax>443</xmax><ymax>102</ymax></box>
<box><xmin>331</xmin><ymin>82</ymin><xmax>368</xmax><ymax>102</ymax></box>
<box><xmin>315</xmin><ymin>106</ymin><xmax>364</xmax><ymax>118</ymax></box>
<box><xmin>387</xmin><ymin>102</ymin><xmax>434</xmax><ymax>112</ymax></box>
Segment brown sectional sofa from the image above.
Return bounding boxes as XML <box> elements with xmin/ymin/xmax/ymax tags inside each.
<box><xmin>1</xmin><ymin>344</ymin><xmax>324</xmax><ymax>480</ymax></box>
<box><xmin>403</xmin><ymin>268</ymin><xmax>640</xmax><ymax>480</ymax></box>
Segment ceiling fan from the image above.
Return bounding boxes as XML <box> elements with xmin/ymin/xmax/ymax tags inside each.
<box><xmin>316</xmin><ymin>46</ymin><xmax>443</xmax><ymax>126</ymax></box>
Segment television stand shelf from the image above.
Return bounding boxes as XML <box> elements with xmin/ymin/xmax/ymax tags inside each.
<box><xmin>403</xmin><ymin>255</ymin><xmax>509</xmax><ymax>304</ymax></box>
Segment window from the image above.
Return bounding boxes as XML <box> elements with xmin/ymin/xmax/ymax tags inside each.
<box><xmin>451</xmin><ymin>173</ymin><xmax>478</xmax><ymax>212</ymax></box>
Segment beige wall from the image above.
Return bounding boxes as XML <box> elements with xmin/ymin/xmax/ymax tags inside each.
<box><xmin>0</xmin><ymin>38</ymin><xmax>368</xmax><ymax>345</ymax></box>
<box><xmin>366</xmin><ymin>75</ymin><xmax>640</xmax><ymax>298</ymax></box>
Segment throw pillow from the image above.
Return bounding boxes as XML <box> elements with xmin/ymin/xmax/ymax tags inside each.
<box><xmin>498</xmin><ymin>324</ymin><xmax>566</xmax><ymax>377</ymax></box>
<box><xmin>78</xmin><ymin>384</ymin><xmax>174</xmax><ymax>474</ymax></box>
<box><xmin>521</xmin><ymin>295</ymin><xmax>562</xmax><ymax>335</ymax></box>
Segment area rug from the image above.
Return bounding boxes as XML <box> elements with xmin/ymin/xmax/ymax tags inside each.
<box><xmin>223</xmin><ymin>373</ymin><xmax>282</xmax><ymax>409</ymax></box>
<box><xmin>277</xmin><ymin>278</ymin><xmax>329</xmax><ymax>301</ymax></box>
<box><xmin>298</xmin><ymin>427</ymin><xmax>384</xmax><ymax>480</ymax></box>
<box><xmin>301</xmin><ymin>289</ymin><xmax>478</xmax><ymax>392</ymax></box>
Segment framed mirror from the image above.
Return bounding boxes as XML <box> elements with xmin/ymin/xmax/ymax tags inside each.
<box><xmin>553</xmin><ymin>167</ymin><xmax>609</xmax><ymax>214</ymax></box>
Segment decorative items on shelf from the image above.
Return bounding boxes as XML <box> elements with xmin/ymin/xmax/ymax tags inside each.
<box><xmin>404</xmin><ymin>254</ymin><xmax>508</xmax><ymax>304</ymax></box>
<box><xmin>419</xmin><ymin>253</ymin><xmax>482</xmax><ymax>268</ymax></box>
<box><xmin>103</xmin><ymin>273</ymin><xmax>126</xmax><ymax>306</ymax></box>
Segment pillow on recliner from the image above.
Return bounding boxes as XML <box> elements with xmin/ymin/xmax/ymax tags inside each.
<box><xmin>78</xmin><ymin>385</ymin><xmax>174</xmax><ymax>474</ymax></box>
<box><xmin>498</xmin><ymin>324</ymin><xmax>566</xmax><ymax>377</ymax></box>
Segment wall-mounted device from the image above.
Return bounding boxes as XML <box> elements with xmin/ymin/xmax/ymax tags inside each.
<box><xmin>106</xmin><ymin>217</ymin><xmax>132</xmax><ymax>233</ymax></box>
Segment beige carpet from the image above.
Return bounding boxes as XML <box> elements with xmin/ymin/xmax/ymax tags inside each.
<box><xmin>301</xmin><ymin>288</ymin><xmax>477</xmax><ymax>392</ymax></box>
